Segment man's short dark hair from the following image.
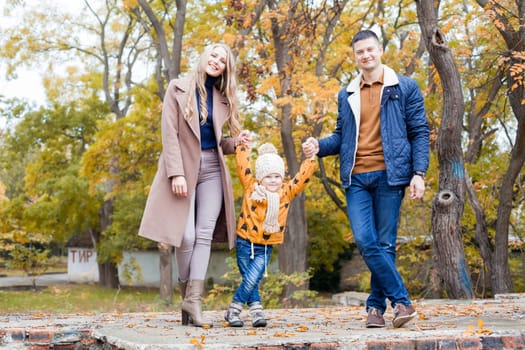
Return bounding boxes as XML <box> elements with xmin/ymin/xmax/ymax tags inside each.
<box><xmin>351</xmin><ymin>30</ymin><xmax>380</xmax><ymax>48</ymax></box>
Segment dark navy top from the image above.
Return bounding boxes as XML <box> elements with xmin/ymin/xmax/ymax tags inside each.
<box><xmin>197</xmin><ymin>75</ymin><xmax>218</xmax><ymax>150</ymax></box>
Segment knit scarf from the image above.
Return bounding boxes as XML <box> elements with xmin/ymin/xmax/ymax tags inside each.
<box><xmin>250</xmin><ymin>184</ymin><xmax>280</xmax><ymax>233</ymax></box>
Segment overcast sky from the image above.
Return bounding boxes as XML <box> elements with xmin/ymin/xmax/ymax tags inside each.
<box><xmin>0</xmin><ymin>1</ymin><xmax>82</xmax><ymax>106</ymax></box>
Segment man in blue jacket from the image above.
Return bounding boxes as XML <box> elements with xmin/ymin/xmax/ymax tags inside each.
<box><xmin>304</xmin><ymin>30</ymin><xmax>429</xmax><ymax>328</ymax></box>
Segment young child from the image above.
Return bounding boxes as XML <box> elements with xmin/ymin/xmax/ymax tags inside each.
<box><xmin>224</xmin><ymin>141</ymin><xmax>316</xmax><ymax>327</ymax></box>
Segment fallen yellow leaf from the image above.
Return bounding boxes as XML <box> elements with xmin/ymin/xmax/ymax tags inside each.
<box><xmin>296</xmin><ymin>325</ymin><xmax>308</xmax><ymax>332</ymax></box>
<box><xmin>477</xmin><ymin>319</ymin><xmax>484</xmax><ymax>329</ymax></box>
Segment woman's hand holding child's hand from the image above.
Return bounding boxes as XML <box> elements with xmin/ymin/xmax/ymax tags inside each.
<box><xmin>302</xmin><ymin>137</ymin><xmax>319</xmax><ymax>160</ymax></box>
<box><xmin>237</xmin><ymin>130</ymin><xmax>251</xmax><ymax>147</ymax></box>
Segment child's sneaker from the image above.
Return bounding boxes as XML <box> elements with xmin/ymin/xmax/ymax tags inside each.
<box><xmin>225</xmin><ymin>301</ymin><xmax>244</xmax><ymax>327</ymax></box>
<box><xmin>248</xmin><ymin>301</ymin><xmax>267</xmax><ymax>327</ymax></box>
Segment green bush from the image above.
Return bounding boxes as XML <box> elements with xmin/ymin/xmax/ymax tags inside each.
<box><xmin>207</xmin><ymin>256</ymin><xmax>318</xmax><ymax>309</ymax></box>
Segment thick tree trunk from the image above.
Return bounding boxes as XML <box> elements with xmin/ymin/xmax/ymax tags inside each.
<box><xmin>431</xmin><ymin>189</ymin><xmax>472</xmax><ymax>298</ymax></box>
<box><xmin>97</xmin><ymin>199</ymin><xmax>120</xmax><ymax>289</ymax></box>
<box><xmin>416</xmin><ymin>0</ymin><xmax>473</xmax><ymax>298</ymax></box>
<box><xmin>158</xmin><ymin>243</ymin><xmax>174</xmax><ymax>304</ymax></box>
<box><xmin>493</xmin><ymin>167</ymin><xmax>519</xmax><ymax>293</ymax></box>
<box><xmin>279</xmin><ymin>101</ymin><xmax>309</xmax><ymax>301</ymax></box>
<box><xmin>98</xmin><ymin>261</ymin><xmax>119</xmax><ymax>289</ymax></box>
<box><xmin>279</xmin><ymin>193</ymin><xmax>309</xmax><ymax>301</ymax></box>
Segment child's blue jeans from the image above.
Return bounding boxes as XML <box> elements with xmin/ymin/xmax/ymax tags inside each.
<box><xmin>232</xmin><ymin>236</ymin><xmax>273</xmax><ymax>305</ymax></box>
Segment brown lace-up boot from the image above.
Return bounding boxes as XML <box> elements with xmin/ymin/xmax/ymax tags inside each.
<box><xmin>393</xmin><ymin>304</ymin><xmax>416</xmax><ymax>328</ymax></box>
<box><xmin>366</xmin><ymin>307</ymin><xmax>385</xmax><ymax>328</ymax></box>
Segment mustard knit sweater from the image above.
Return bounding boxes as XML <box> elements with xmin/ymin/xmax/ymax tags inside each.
<box><xmin>235</xmin><ymin>144</ymin><xmax>316</xmax><ymax>245</ymax></box>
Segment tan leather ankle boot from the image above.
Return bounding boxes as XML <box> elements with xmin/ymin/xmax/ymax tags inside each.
<box><xmin>178</xmin><ymin>280</ymin><xmax>190</xmax><ymax>325</ymax></box>
<box><xmin>181</xmin><ymin>280</ymin><xmax>212</xmax><ymax>327</ymax></box>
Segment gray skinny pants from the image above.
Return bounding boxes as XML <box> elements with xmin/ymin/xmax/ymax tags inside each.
<box><xmin>175</xmin><ymin>149</ymin><xmax>223</xmax><ymax>281</ymax></box>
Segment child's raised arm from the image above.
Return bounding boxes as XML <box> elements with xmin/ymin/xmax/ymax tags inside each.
<box><xmin>235</xmin><ymin>143</ymin><xmax>255</xmax><ymax>189</ymax></box>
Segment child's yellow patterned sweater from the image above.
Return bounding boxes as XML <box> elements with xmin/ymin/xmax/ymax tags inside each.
<box><xmin>235</xmin><ymin>144</ymin><xmax>316</xmax><ymax>245</ymax></box>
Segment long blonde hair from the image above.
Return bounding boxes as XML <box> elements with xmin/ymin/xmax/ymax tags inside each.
<box><xmin>183</xmin><ymin>43</ymin><xmax>241</xmax><ymax>137</ymax></box>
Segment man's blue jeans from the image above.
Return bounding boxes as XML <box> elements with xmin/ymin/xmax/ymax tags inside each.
<box><xmin>345</xmin><ymin>170</ymin><xmax>411</xmax><ymax>313</ymax></box>
<box><xmin>233</xmin><ymin>237</ymin><xmax>273</xmax><ymax>305</ymax></box>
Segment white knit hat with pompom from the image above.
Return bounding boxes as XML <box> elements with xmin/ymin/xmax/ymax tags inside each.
<box><xmin>255</xmin><ymin>143</ymin><xmax>285</xmax><ymax>181</ymax></box>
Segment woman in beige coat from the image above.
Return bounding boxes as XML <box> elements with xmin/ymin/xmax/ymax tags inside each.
<box><xmin>139</xmin><ymin>43</ymin><xmax>249</xmax><ymax>327</ymax></box>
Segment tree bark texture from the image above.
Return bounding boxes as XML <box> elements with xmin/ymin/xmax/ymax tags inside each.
<box><xmin>137</xmin><ymin>0</ymin><xmax>186</xmax><ymax>97</ymax></box>
<box><xmin>464</xmin><ymin>168</ymin><xmax>493</xmax><ymax>296</ymax></box>
<box><xmin>279</xmin><ymin>101</ymin><xmax>310</xmax><ymax>300</ymax></box>
<box><xmin>416</xmin><ymin>0</ymin><xmax>473</xmax><ymax>298</ymax></box>
<box><xmin>98</xmin><ymin>199</ymin><xmax>120</xmax><ymax>289</ymax></box>
<box><xmin>474</xmin><ymin>0</ymin><xmax>525</xmax><ymax>294</ymax></box>
<box><xmin>158</xmin><ymin>244</ymin><xmax>173</xmax><ymax>303</ymax></box>
<box><xmin>269</xmin><ymin>0</ymin><xmax>310</xmax><ymax>300</ymax></box>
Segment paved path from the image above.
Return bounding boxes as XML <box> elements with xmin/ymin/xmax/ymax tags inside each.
<box><xmin>1</xmin><ymin>293</ymin><xmax>524</xmax><ymax>349</ymax></box>
<box><xmin>0</xmin><ymin>273</ymin><xmax>68</xmax><ymax>288</ymax></box>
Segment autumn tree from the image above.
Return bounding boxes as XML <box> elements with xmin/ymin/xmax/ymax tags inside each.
<box><xmin>469</xmin><ymin>0</ymin><xmax>525</xmax><ymax>294</ymax></box>
<box><xmin>2</xmin><ymin>0</ymin><xmax>523</xmax><ymax>301</ymax></box>
<box><xmin>424</xmin><ymin>0</ymin><xmax>517</xmax><ymax>297</ymax></box>
<box><xmin>225</xmin><ymin>0</ymin><xmax>358</xmax><ymax>299</ymax></box>
<box><xmin>79</xmin><ymin>0</ymin><xmax>240</xmax><ymax>298</ymax></box>
<box><xmin>226</xmin><ymin>0</ymin><xmax>440</xmax><ymax>299</ymax></box>
<box><xmin>416</xmin><ymin>0</ymin><xmax>474</xmax><ymax>298</ymax></box>
<box><xmin>0</xmin><ymin>0</ymin><xmax>153</xmax><ymax>287</ymax></box>
<box><xmin>418</xmin><ymin>0</ymin><xmax>525</xmax><ymax>296</ymax></box>
<box><xmin>92</xmin><ymin>0</ymin><xmax>237</xmax><ymax>300</ymax></box>
<box><xmin>454</xmin><ymin>2</ymin><xmax>504</xmax><ymax>297</ymax></box>
<box><xmin>128</xmin><ymin>0</ymin><xmax>186</xmax><ymax>95</ymax></box>
<box><xmin>120</xmin><ymin>0</ymin><xmax>188</xmax><ymax>303</ymax></box>
<box><xmin>0</xmin><ymin>93</ymin><xmax>108</xmax><ymax>288</ymax></box>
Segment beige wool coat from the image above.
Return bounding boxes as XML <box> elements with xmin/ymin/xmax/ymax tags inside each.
<box><xmin>138</xmin><ymin>75</ymin><xmax>237</xmax><ymax>249</ymax></box>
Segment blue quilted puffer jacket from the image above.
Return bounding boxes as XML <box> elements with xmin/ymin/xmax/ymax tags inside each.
<box><xmin>318</xmin><ymin>65</ymin><xmax>430</xmax><ymax>189</ymax></box>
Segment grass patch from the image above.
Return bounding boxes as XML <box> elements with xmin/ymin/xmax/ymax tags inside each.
<box><xmin>0</xmin><ymin>284</ymin><xmax>181</xmax><ymax>314</ymax></box>
<box><xmin>0</xmin><ymin>283</ymin><xmax>235</xmax><ymax>314</ymax></box>
<box><xmin>0</xmin><ymin>257</ymin><xmax>322</xmax><ymax>314</ymax></box>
